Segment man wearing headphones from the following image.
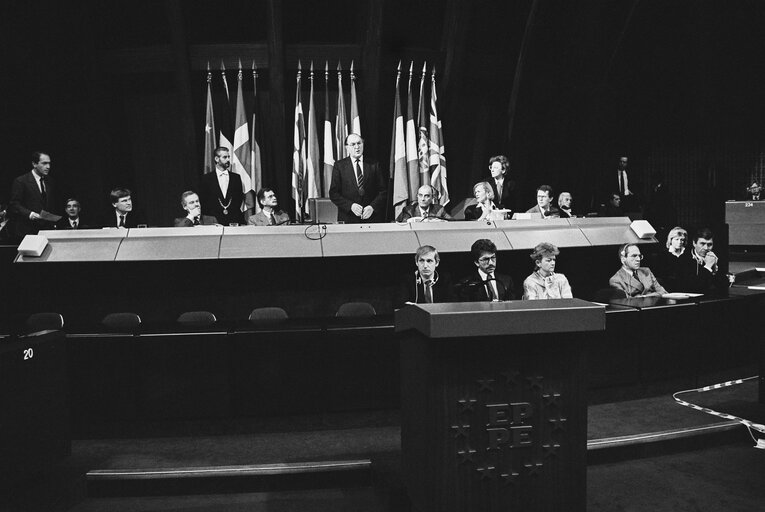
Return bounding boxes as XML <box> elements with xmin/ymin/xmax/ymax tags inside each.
<box><xmin>609</xmin><ymin>243</ymin><xmax>667</xmax><ymax>297</ymax></box>
<box><xmin>400</xmin><ymin>245</ymin><xmax>454</xmax><ymax>305</ymax></box>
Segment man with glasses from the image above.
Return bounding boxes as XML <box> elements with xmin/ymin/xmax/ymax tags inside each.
<box><xmin>609</xmin><ymin>243</ymin><xmax>667</xmax><ymax>297</ymax></box>
<box><xmin>329</xmin><ymin>133</ymin><xmax>387</xmax><ymax>223</ymax></box>
<box><xmin>525</xmin><ymin>185</ymin><xmax>560</xmax><ymax>218</ymax></box>
<box><xmin>457</xmin><ymin>239</ymin><xmax>516</xmax><ymax>302</ymax></box>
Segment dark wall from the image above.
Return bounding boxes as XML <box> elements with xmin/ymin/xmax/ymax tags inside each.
<box><xmin>4</xmin><ymin>1</ymin><xmax>765</xmax><ymax>229</ymax></box>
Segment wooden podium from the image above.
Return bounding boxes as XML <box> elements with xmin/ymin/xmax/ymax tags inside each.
<box><xmin>395</xmin><ymin>299</ymin><xmax>605</xmax><ymax>512</ymax></box>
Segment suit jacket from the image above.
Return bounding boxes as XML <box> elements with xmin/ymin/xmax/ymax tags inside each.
<box><xmin>609</xmin><ymin>267</ymin><xmax>667</xmax><ymax>297</ymax></box>
<box><xmin>8</xmin><ymin>171</ymin><xmax>56</xmax><ymax>238</ymax></box>
<box><xmin>174</xmin><ymin>214</ymin><xmax>219</xmax><ymax>227</ymax></box>
<box><xmin>248</xmin><ymin>209</ymin><xmax>291</xmax><ymax>226</ymax></box>
<box><xmin>395</xmin><ymin>202</ymin><xmax>452</xmax><ymax>222</ymax></box>
<box><xmin>101</xmin><ymin>210</ymin><xmax>147</xmax><ymax>229</ymax></box>
<box><xmin>399</xmin><ymin>271</ymin><xmax>455</xmax><ymax>306</ymax></box>
<box><xmin>199</xmin><ymin>170</ymin><xmax>245</xmax><ymax>226</ymax></box>
<box><xmin>456</xmin><ymin>270</ymin><xmax>515</xmax><ymax>302</ymax></box>
<box><xmin>487</xmin><ymin>177</ymin><xmax>520</xmax><ymax>212</ymax></box>
<box><xmin>525</xmin><ymin>204</ymin><xmax>561</xmax><ymax>218</ymax></box>
<box><xmin>464</xmin><ymin>202</ymin><xmax>495</xmax><ymax>221</ymax></box>
<box><xmin>677</xmin><ymin>252</ymin><xmax>729</xmax><ymax>293</ymax></box>
<box><xmin>55</xmin><ymin>217</ymin><xmax>90</xmax><ymax>230</ymax></box>
<box><xmin>329</xmin><ymin>156</ymin><xmax>387</xmax><ymax>223</ymax></box>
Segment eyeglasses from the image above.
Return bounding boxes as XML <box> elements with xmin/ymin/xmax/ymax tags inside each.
<box><xmin>626</xmin><ymin>253</ymin><xmax>643</xmax><ymax>260</ymax></box>
<box><xmin>478</xmin><ymin>255</ymin><xmax>497</xmax><ymax>263</ymax></box>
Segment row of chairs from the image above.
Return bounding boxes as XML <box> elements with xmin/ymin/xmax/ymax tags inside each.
<box><xmin>24</xmin><ymin>302</ymin><xmax>378</xmax><ymax>334</ymax></box>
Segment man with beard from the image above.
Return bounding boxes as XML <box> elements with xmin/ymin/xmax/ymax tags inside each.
<box><xmin>456</xmin><ymin>239</ymin><xmax>515</xmax><ymax>302</ymax></box>
<box><xmin>329</xmin><ymin>133</ymin><xmax>387</xmax><ymax>223</ymax></box>
<box><xmin>200</xmin><ymin>147</ymin><xmax>245</xmax><ymax>226</ymax></box>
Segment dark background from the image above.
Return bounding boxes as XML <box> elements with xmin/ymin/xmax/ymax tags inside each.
<box><xmin>2</xmin><ymin>0</ymin><xmax>765</xmax><ymax>227</ymax></box>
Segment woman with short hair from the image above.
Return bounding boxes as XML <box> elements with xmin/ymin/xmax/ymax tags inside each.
<box><xmin>464</xmin><ymin>181</ymin><xmax>496</xmax><ymax>221</ymax></box>
<box><xmin>522</xmin><ymin>242</ymin><xmax>573</xmax><ymax>299</ymax></box>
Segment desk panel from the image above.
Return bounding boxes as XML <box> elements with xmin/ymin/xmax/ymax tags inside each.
<box><xmin>322</xmin><ymin>223</ymin><xmax>418</xmax><ymax>256</ymax></box>
<box><xmin>412</xmin><ymin>220</ymin><xmax>512</xmax><ymax>253</ymax></box>
<box><xmin>569</xmin><ymin>217</ymin><xmax>653</xmax><ymax>247</ymax></box>
<box><xmin>16</xmin><ymin>229</ymin><xmax>127</xmax><ymax>263</ymax></box>
<box><xmin>117</xmin><ymin>229</ymin><xmax>222</xmax><ymax>260</ymax></box>
<box><xmin>219</xmin><ymin>225</ymin><xmax>323</xmax><ymax>259</ymax></box>
<box><xmin>497</xmin><ymin>218</ymin><xmax>590</xmax><ymax>249</ymax></box>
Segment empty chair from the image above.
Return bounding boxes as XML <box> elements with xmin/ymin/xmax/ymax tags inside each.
<box><xmin>102</xmin><ymin>312</ymin><xmax>142</xmax><ymax>334</ymax></box>
<box><xmin>25</xmin><ymin>312</ymin><xmax>64</xmax><ymax>333</ymax></box>
<box><xmin>248</xmin><ymin>307</ymin><xmax>288</xmax><ymax>326</ymax></box>
<box><xmin>177</xmin><ymin>311</ymin><xmax>217</xmax><ymax>328</ymax></box>
<box><xmin>336</xmin><ymin>302</ymin><xmax>376</xmax><ymax>319</ymax></box>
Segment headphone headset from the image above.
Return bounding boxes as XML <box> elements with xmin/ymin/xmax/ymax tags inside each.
<box><xmin>414</xmin><ymin>270</ymin><xmax>439</xmax><ymax>303</ymax></box>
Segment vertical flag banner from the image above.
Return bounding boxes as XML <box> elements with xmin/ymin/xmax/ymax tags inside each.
<box><xmin>335</xmin><ymin>62</ymin><xmax>349</xmax><ymax>160</ymax></box>
<box><xmin>417</xmin><ymin>62</ymin><xmax>431</xmax><ymax>188</ymax></box>
<box><xmin>429</xmin><ymin>66</ymin><xmax>449</xmax><ymax>206</ymax></box>
<box><xmin>390</xmin><ymin>62</ymin><xmax>409</xmax><ymax>218</ymax></box>
<box><xmin>322</xmin><ymin>61</ymin><xmax>335</xmax><ymax>196</ymax></box>
<box><xmin>405</xmin><ymin>61</ymin><xmax>419</xmax><ymax>201</ymax></box>
<box><xmin>306</xmin><ymin>62</ymin><xmax>321</xmax><ymax>212</ymax></box>
<box><xmin>233</xmin><ymin>60</ymin><xmax>253</xmax><ymax>211</ymax></box>
<box><xmin>250</xmin><ymin>61</ymin><xmax>263</xmax><ymax>211</ymax></box>
<box><xmin>350</xmin><ymin>60</ymin><xmax>361</xmax><ymax>136</ymax></box>
<box><xmin>217</xmin><ymin>61</ymin><xmax>235</xmax><ymax>154</ymax></box>
<box><xmin>203</xmin><ymin>63</ymin><xmax>217</xmax><ymax>175</ymax></box>
<box><xmin>292</xmin><ymin>62</ymin><xmax>307</xmax><ymax>221</ymax></box>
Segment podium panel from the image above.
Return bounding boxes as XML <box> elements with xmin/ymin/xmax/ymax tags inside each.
<box><xmin>396</xmin><ymin>300</ymin><xmax>604</xmax><ymax>512</ymax></box>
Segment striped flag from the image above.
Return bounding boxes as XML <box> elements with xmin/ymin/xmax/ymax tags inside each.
<box><xmin>405</xmin><ymin>62</ymin><xmax>419</xmax><ymax>201</ymax></box>
<box><xmin>416</xmin><ymin>62</ymin><xmax>431</xmax><ymax>188</ymax></box>
<box><xmin>292</xmin><ymin>62</ymin><xmax>307</xmax><ymax>221</ymax></box>
<box><xmin>322</xmin><ymin>62</ymin><xmax>335</xmax><ymax>196</ymax></box>
<box><xmin>233</xmin><ymin>61</ymin><xmax>253</xmax><ymax>211</ymax></box>
<box><xmin>350</xmin><ymin>60</ymin><xmax>361</xmax><ymax>136</ymax></box>
<box><xmin>306</xmin><ymin>62</ymin><xmax>321</xmax><ymax>212</ymax></box>
<box><xmin>217</xmin><ymin>61</ymin><xmax>235</xmax><ymax>155</ymax></box>
<box><xmin>390</xmin><ymin>62</ymin><xmax>409</xmax><ymax>218</ymax></box>
<box><xmin>203</xmin><ymin>64</ymin><xmax>216</xmax><ymax>175</ymax></box>
<box><xmin>249</xmin><ymin>61</ymin><xmax>263</xmax><ymax>210</ymax></box>
<box><xmin>429</xmin><ymin>66</ymin><xmax>449</xmax><ymax>206</ymax></box>
<box><xmin>335</xmin><ymin>62</ymin><xmax>349</xmax><ymax>160</ymax></box>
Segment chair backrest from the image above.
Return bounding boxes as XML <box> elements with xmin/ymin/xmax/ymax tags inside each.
<box><xmin>336</xmin><ymin>302</ymin><xmax>376</xmax><ymax>319</ymax></box>
<box><xmin>25</xmin><ymin>312</ymin><xmax>64</xmax><ymax>333</ymax></box>
<box><xmin>102</xmin><ymin>312</ymin><xmax>142</xmax><ymax>333</ymax></box>
<box><xmin>177</xmin><ymin>311</ymin><xmax>217</xmax><ymax>327</ymax></box>
<box><xmin>248</xmin><ymin>307</ymin><xmax>289</xmax><ymax>326</ymax></box>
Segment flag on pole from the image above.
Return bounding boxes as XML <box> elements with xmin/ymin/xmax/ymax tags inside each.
<box><xmin>429</xmin><ymin>66</ymin><xmax>449</xmax><ymax>206</ymax></box>
<box><xmin>335</xmin><ymin>62</ymin><xmax>349</xmax><ymax>160</ymax></box>
<box><xmin>249</xmin><ymin>61</ymin><xmax>263</xmax><ymax>211</ymax></box>
<box><xmin>292</xmin><ymin>62</ymin><xmax>307</xmax><ymax>221</ymax></box>
<box><xmin>233</xmin><ymin>60</ymin><xmax>253</xmax><ymax>212</ymax></box>
<box><xmin>306</xmin><ymin>62</ymin><xmax>321</xmax><ymax>212</ymax></box>
<box><xmin>203</xmin><ymin>63</ymin><xmax>217</xmax><ymax>175</ymax></box>
<box><xmin>416</xmin><ymin>62</ymin><xmax>431</xmax><ymax>188</ymax></box>
<box><xmin>322</xmin><ymin>61</ymin><xmax>335</xmax><ymax>196</ymax></box>
<box><xmin>217</xmin><ymin>61</ymin><xmax>235</xmax><ymax>154</ymax></box>
<box><xmin>390</xmin><ymin>62</ymin><xmax>409</xmax><ymax>218</ymax></box>
<box><xmin>350</xmin><ymin>60</ymin><xmax>361</xmax><ymax>136</ymax></box>
<box><xmin>405</xmin><ymin>62</ymin><xmax>419</xmax><ymax>201</ymax></box>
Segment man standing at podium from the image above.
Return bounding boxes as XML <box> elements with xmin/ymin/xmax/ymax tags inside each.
<box><xmin>329</xmin><ymin>134</ymin><xmax>387</xmax><ymax>223</ymax></box>
<box><xmin>457</xmin><ymin>239</ymin><xmax>515</xmax><ymax>302</ymax></box>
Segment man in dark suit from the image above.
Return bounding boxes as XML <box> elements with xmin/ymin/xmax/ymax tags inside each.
<box><xmin>8</xmin><ymin>151</ymin><xmax>57</xmax><ymax>239</ymax></box>
<box><xmin>329</xmin><ymin>133</ymin><xmax>387</xmax><ymax>223</ymax></box>
<box><xmin>174</xmin><ymin>191</ymin><xmax>219</xmax><ymax>227</ymax></box>
<box><xmin>200</xmin><ymin>147</ymin><xmax>245</xmax><ymax>226</ymax></box>
<box><xmin>396</xmin><ymin>185</ymin><xmax>452</xmax><ymax>222</ymax></box>
<box><xmin>677</xmin><ymin>228</ymin><xmax>734</xmax><ymax>293</ymax></box>
<box><xmin>400</xmin><ymin>245</ymin><xmax>454</xmax><ymax>305</ymax></box>
<box><xmin>486</xmin><ymin>155</ymin><xmax>519</xmax><ymax>213</ymax></box>
<box><xmin>102</xmin><ymin>188</ymin><xmax>147</xmax><ymax>228</ymax></box>
<box><xmin>55</xmin><ymin>198</ymin><xmax>88</xmax><ymax>229</ymax></box>
<box><xmin>457</xmin><ymin>239</ymin><xmax>515</xmax><ymax>302</ymax></box>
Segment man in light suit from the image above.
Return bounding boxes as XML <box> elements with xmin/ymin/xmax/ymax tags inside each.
<box><xmin>174</xmin><ymin>191</ymin><xmax>218</xmax><ymax>227</ymax></box>
<box><xmin>609</xmin><ymin>243</ymin><xmax>667</xmax><ymax>297</ymax></box>
<box><xmin>457</xmin><ymin>239</ymin><xmax>516</xmax><ymax>302</ymax></box>
<box><xmin>8</xmin><ymin>151</ymin><xmax>57</xmax><ymax>239</ymax></box>
<box><xmin>200</xmin><ymin>147</ymin><xmax>245</xmax><ymax>226</ymax></box>
<box><xmin>248</xmin><ymin>188</ymin><xmax>290</xmax><ymax>226</ymax></box>
<box><xmin>329</xmin><ymin>133</ymin><xmax>387</xmax><ymax>223</ymax></box>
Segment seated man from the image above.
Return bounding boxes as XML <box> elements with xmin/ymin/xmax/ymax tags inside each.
<box><xmin>248</xmin><ymin>188</ymin><xmax>290</xmax><ymax>226</ymax></box>
<box><xmin>678</xmin><ymin>227</ymin><xmax>734</xmax><ymax>293</ymax></box>
<box><xmin>525</xmin><ymin>185</ymin><xmax>560</xmax><ymax>218</ymax></box>
<box><xmin>55</xmin><ymin>198</ymin><xmax>87</xmax><ymax>229</ymax></box>
<box><xmin>609</xmin><ymin>243</ymin><xmax>667</xmax><ymax>297</ymax></box>
<box><xmin>396</xmin><ymin>185</ymin><xmax>452</xmax><ymax>222</ymax></box>
<box><xmin>174</xmin><ymin>191</ymin><xmax>218</xmax><ymax>226</ymax></box>
<box><xmin>599</xmin><ymin>192</ymin><xmax>624</xmax><ymax>217</ymax></box>
<box><xmin>103</xmin><ymin>188</ymin><xmax>146</xmax><ymax>228</ymax></box>
<box><xmin>400</xmin><ymin>245</ymin><xmax>454</xmax><ymax>305</ymax></box>
<box><xmin>456</xmin><ymin>239</ymin><xmax>515</xmax><ymax>302</ymax></box>
<box><xmin>557</xmin><ymin>192</ymin><xmax>574</xmax><ymax>218</ymax></box>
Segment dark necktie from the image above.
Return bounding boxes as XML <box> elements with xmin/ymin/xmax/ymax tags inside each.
<box><xmin>618</xmin><ymin>172</ymin><xmax>624</xmax><ymax>195</ymax></box>
<box><xmin>193</xmin><ymin>216</ymin><xmax>200</xmax><ymax>225</ymax></box>
<box><xmin>268</xmin><ymin>212</ymin><xmax>275</xmax><ymax>225</ymax></box>
<box><xmin>40</xmin><ymin>177</ymin><xmax>47</xmax><ymax>207</ymax></box>
<box><xmin>424</xmin><ymin>280</ymin><xmax>434</xmax><ymax>303</ymax></box>
<box><xmin>486</xmin><ymin>275</ymin><xmax>497</xmax><ymax>301</ymax></box>
<box><xmin>355</xmin><ymin>159</ymin><xmax>365</xmax><ymax>195</ymax></box>
<box><xmin>71</xmin><ymin>220</ymin><xmax>78</xmax><ymax>229</ymax></box>
<box><xmin>119</xmin><ymin>215</ymin><xmax>125</xmax><ymax>227</ymax></box>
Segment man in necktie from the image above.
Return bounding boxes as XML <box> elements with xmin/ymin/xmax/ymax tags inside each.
<box><xmin>200</xmin><ymin>147</ymin><xmax>245</xmax><ymax>226</ymax></box>
<box><xmin>399</xmin><ymin>245</ymin><xmax>454</xmax><ymax>305</ymax></box>
<box><xmin>395</xmin><ymin>185</ymin><xmax>452</xmax><ymax>222</ymax></box>
<box><xmin>456</xmin><ymin>239</ymin><xmax>516</xmax><ymax>302</ymax></box>
<box><xmin>329</xmin><ymin>133</ymin><xmax>387</xmax><ymax>223</ymax></box>
<box><xmin>55</xmin><ymin>198</ymin><xmax>86</xmax><ymax>230</ymax></box>
<box><xmin>247</xmin><ymin>188</ymin><xmax>291</xmax><ymax>226</ymax></box>
<box><xmin>103</xmin><ymin>188</ymin><xmax>147</xmax><ymax>228</ymax></box>
<box><xmin>174</xmin><ymin>191</ymin><xmax>219</xmax><ymax>227</ymax></box>
<box><xmin>7</xmin><ymin>151</ymin><xmax>57</xmax><ymax>240</ymax></box>
<box><xmin>608</xmin><ymin>243</ymin><xmax>666</xmax><ymax>298</ymax></box>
